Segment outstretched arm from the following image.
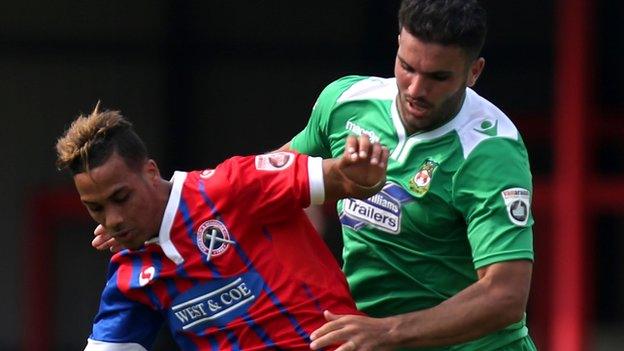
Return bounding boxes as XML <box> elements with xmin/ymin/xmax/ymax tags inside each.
<box><xmin>309</xmin><ymin>260</ymin><xmax>532</xmax><ymax>351</ymax></box>
<box><xmin>92</xmin><ymin>135</ymin><xmax>388</xmax><ymax>252</ymax></box>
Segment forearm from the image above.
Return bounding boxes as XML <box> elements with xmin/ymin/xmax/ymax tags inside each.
<box><xmin>386</xmin><ymin>267</ymin><xmax>529</xmax><ymax>348</ymax></box>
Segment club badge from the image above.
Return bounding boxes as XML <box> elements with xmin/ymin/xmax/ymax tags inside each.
<box><xmin>199</xmin><ymin>169</ymin><xmax>215</xmax><ymax>179</ymax></box>
<box><xmin>197</xmin><ymin>220</ymin><xmax>235</xmax><ymax>261</ymax></box>
<box><xmin>409</xmin><ymin>159</ymin><xmax>439</xmax><ymax>196</ymax></box>
<box><xmin>255</xmin><ymin>152</ymin><xmax>294</xmax><ymax>171</ymax></box>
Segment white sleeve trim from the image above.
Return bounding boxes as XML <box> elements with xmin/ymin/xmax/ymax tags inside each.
<box><xmin>307</xmin><ymin>156</ymin><xmax>325</xmax><ymax>205</ymax></box>
<box><xmin>84</xmin><ymin>339</ymin><xmax>147</xmax><ymax>351</ymax></box>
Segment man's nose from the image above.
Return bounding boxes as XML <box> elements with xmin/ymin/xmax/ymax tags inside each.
<box><xmin>407</xmin><ymin>74</ymin><xmax>428</xmax><ymax>97</ymax></box>
<box><xmin>105</xmin><ymin>207</ymin><xmax>124</xmax><ymax>231</ymax></box>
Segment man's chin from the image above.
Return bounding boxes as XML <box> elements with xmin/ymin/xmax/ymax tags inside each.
<box><xmin>118</xmin><ymin>239</ymin><xmax>143</xmax><ymax>251</ymax></box>
<box><xmin>404</xmin><ymin>113</ymin><xmax>435</xmax><ymax>131</ymax></box>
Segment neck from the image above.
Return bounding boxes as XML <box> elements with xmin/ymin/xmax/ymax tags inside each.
<box><xmin>157</xmin><ymin>178</ymin><xmax>173</xmax><ymax>213</ymax></box>
<box><xmin>150</xmin><ymin>178</ymin><xmax>173</xmax><ymax>239</ymax></box>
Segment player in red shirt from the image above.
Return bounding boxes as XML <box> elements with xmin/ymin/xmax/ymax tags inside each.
<box><xmin>55</xmin><ymin>105</ymin><xmax>388</xmax><ymax>351</ymax></box>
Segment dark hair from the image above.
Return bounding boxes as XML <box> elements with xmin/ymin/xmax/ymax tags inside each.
<box><xmin>55</xmin><ymin>105</ymin><xmax>148</xmax><ymax>175</ymax></box>
<box><xmin>398</xmin><ymin>0</ymin><xmax>487</xmax><ymax>60</ymax></box>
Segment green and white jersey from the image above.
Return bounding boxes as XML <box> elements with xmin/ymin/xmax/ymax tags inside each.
<box><xmin>291</xmin><ymin>76</ymin><xmax>534</xmax><ymax>351</ymax></box>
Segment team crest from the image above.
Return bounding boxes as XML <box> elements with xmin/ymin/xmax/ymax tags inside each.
<box><xmin>196</xmin><ymin>220</ymin><xmax>236</xmax><ymax>261</ymax></box>
<box><xmin>409</xmin><ymin>159</ymin><xmax>439</xmax><ymax>196</ymax></box>
<box><xmin>255</xmin><ymin>152</ymin><xmax>294</xmax><ymax>171</ymax></box>
<box><xmin>501</xmin><ymin>188</ymin><xmax>531</xmax><ymax>226</ymax></box>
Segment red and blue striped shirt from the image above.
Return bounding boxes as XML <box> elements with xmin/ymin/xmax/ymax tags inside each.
<box><xmin>85</xmin><ymin>152</ymin><xmax>359</xmax><ymax>350</ymax></box>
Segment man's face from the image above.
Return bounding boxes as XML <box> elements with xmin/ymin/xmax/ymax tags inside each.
<box><xmin>73</xmin><ymin>152</ymin><xmax>162</xmax><ymax>250</ymax></box>
<box><xmin>394</xmin><ymin>28</ymin><xmax>485</xmax><ymax>134</ymax></box>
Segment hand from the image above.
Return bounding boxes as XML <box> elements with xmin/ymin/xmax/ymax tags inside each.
<box><xmin>92</xmin><ymin>224</ymin><xmax>125</xmax><ymax>252</ymax></box>
<box><xmin>338</xmin><ymin>135</ymin><xmax>389</xmax><ymax>189</ymax></box>
<box><xmin>309</xmin><ymin>311</ymin><xmax>396</xmax><ymax>351</ymax></box>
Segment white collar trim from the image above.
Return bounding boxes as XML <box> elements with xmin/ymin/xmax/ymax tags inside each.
<box><xmin>158</xmin><ymin>171</ymin><xmax>187</xmax><ymax>265</ymax></box>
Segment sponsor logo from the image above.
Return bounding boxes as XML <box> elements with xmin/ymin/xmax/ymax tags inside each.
<box><xmin>196</xmin><ymin>220</ymin><xmax>235</xmax><ymax>261</ymax></box>
<box><xmin>139</xmin><ymin>266</ymin><xmax>155</xmax><ymax>287</ymax></box>
<box><xmin>408</xmin><ymin>159</ymin><xmax>439</xmax><ymax>196</ymax></box>
<box><xmin>169</xmin><ymin>274</ymin><xmax>261</xmax><ymax>331</ymax></box>
<box><xmin>345</xmin><ymin>121</ymin><xmax>380</xmax><ymax>143</ymax></box>
<box><xmin>340</xmin><ymin>183</ymin><xmax>414</xmax><ymax>234</ymax></box>
<box><xmin>473</xmin><ymin>119</ymin><xmax>498</xmax><ymax>137</ymax></box>
<box><xmin>501</xmin><ymin>188</ymin><xmax>531</xmax><ymax>226</ymax></box>
<box><xmin>255</xmin><ymin>152</ymin><xmax>295</xmax><ymax>171</ymax></box>
<box><xmin>199</xmin><ymin>169</ymin><xmax>215</xmax><ymax>179</ymax></box>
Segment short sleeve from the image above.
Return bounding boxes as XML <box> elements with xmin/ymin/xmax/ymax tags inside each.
<box><xmin>87</xmin><ymin>266</ymin><xmax>163</xmax><ymax>349</ymax></box>
<box><xmin>219</xmin><ymin>152</ymin><xmax>324</xmax><ymax>224</ymax></box>
<box><xmin>453</xmin><ymin>137</ymin><xmax>535</xmax><ymax>269</ymax></box>
<box><xmin>290</xmin><ymin>76</ymin><xmax>366</xmax><ymax>157</ymax></box>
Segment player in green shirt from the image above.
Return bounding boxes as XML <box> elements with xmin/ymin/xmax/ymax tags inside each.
<box><xmin>286</xmin><ymin>1</ymin><xmax>536</xmax><ymax>350</ymax></box>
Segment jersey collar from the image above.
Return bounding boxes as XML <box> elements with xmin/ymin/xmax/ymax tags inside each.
<box><xmin>157</xmin><ymin>171</ymin><xmax>187</xmax><ymax>265</ymax></box>
<box><xmin>390</xmin><ymin>88</ymin><xmax>475</xmax><ymax>163</ymax></box>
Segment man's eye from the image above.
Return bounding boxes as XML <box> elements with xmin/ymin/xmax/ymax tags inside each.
<box><xmin>432</xmin><ymin>75</ymin><xmax>450</xmax><ymax>81</ymax></box>
<box><xmin>113</xmin><ymin>193</ymin><xmax>129</xmax><ymax>203</ymax></box>
<box><xmin>88</xmin><ymin>206</ymin><xmax>103</xmax><ymax>212</ymax></box>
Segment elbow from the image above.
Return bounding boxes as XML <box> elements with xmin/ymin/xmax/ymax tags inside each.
<box><xmin>504</xmin><ymin>303</ymin><xmax>526</xmax><ymax>325</ymax></box>
<box><xmin>480</xmin><ymin>260</ymin><xmax>533</xmax><ymax>329</ymax></box>
<box><xmin>494</xmin><ymin>292</ymin><xmax>528</xmax><ymax>326</ymax></box>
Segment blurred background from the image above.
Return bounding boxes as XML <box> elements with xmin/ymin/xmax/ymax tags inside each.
<box><xmin>2</xmin><ymin>0</ymin><xmax>622</xmax><ymax>350</ymax></box>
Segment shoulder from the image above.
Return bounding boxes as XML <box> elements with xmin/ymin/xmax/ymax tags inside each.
<box><xmin>334</xmin><ymin>76</ymin><xmax>396</xmax><ymax>103</ymax></box>
<box><xmin>110</xmin><ymin>249</ymin><xmax>158</xmax><ymax>280</ymax></box>
<box><xmin>454</xmin><ymin>88</ymin><xmax>525</xmax><ymax>159</ymax></box>
<box><xmin>316</xmin><ymin>75</ymin><xmax>396</xmax><ymax>107</ymax></box>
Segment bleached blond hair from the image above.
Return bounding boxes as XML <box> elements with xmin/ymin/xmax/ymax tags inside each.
<box><xmin>55</xmin><ymin>103</ymin><xmax>147</xmax><ymax>174</ymax></box>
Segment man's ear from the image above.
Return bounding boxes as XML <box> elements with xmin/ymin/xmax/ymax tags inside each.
<box><xmin>467</xmin><ymin>57</ymin><xmax>485</xmax><ymax>87</ymax></box>
<box><xmin>144</xmin><ymin>159</ymin><xmax>160</xmax><ymax>184</ymax></box>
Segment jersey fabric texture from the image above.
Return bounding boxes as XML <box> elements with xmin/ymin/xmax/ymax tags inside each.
<box><xmin>84</xmin><ymin>152</ymin><xmax>359</xmax><ymax>351</ymax></box>
<box><xmin>290</xmin><ymin>75</ymin><xmax>535</xmax><ymax>351</ymax></box>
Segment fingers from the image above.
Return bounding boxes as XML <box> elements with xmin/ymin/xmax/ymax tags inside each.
<box><xmin>92</xmin><ymin>224</ymin><xmax>123</xmax><ymax>252</ymax></box>
<box><xmin>357</xmin><ymin>134</ymin><xmax>371</xmax><ymax>159</ymax></box>
<box><xmin>369</xmin><ymin>143</ymin><xmax>383</xmax><ymax>165</ymax></box>
<box><xmin>324</xmin><ymin>310</ymin><xmax>340</xmax><ymax>321</ymax></box>
<box><xmin>335</xmin><ymin>341</ymin><xmax>358</xmax><ymax>351</ymax></box>
<box><xmin>94</xmin><ymin>224</ymin><xmax>106</xmax><ymax>236</ymax></box>
<box><xmin>92</xmin><ymin>226</ymin><xmax>111</xmax><ymax>250</ymax></box>
<box><xmin>310</xmin><ymin>311</ymin><xmax>389</xmax><ymax>351</ymax></box>
<box><xmin>311</xmin><ymin>310</ymin><xmax>343</xmax><ymax>341</ymax></box>
<box><xmin>379</xmin><ymin>146</ymin><xmax>389</xmax><ymax>168</ymax></box>
<box><xmin>310</xmin><ymin>325</ymin><xmax>352</xmax><ymax>350</ymax></box>
<box><xmin>310</xmin><ymin>310</ymin><xmax>350</xmax><ymax>350</ymax></box>
<box><xmin>344</xmin><ymin>135</ymin><xmax>359</xmax><ymax>161</ymax></box>
<box><xmin>92</xmin><ymin>234</ymin><xmax>114</xmax><ymax>250</ymax></box>
<box><xmin>312</xmin><ymin>311</ymin><xmax>336</xmax><ymax>337</ymax></box>
<box><xmin>343</xmin><ymin>134</ymin><xmax>386</xmax><ymax>165</ymax></box>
